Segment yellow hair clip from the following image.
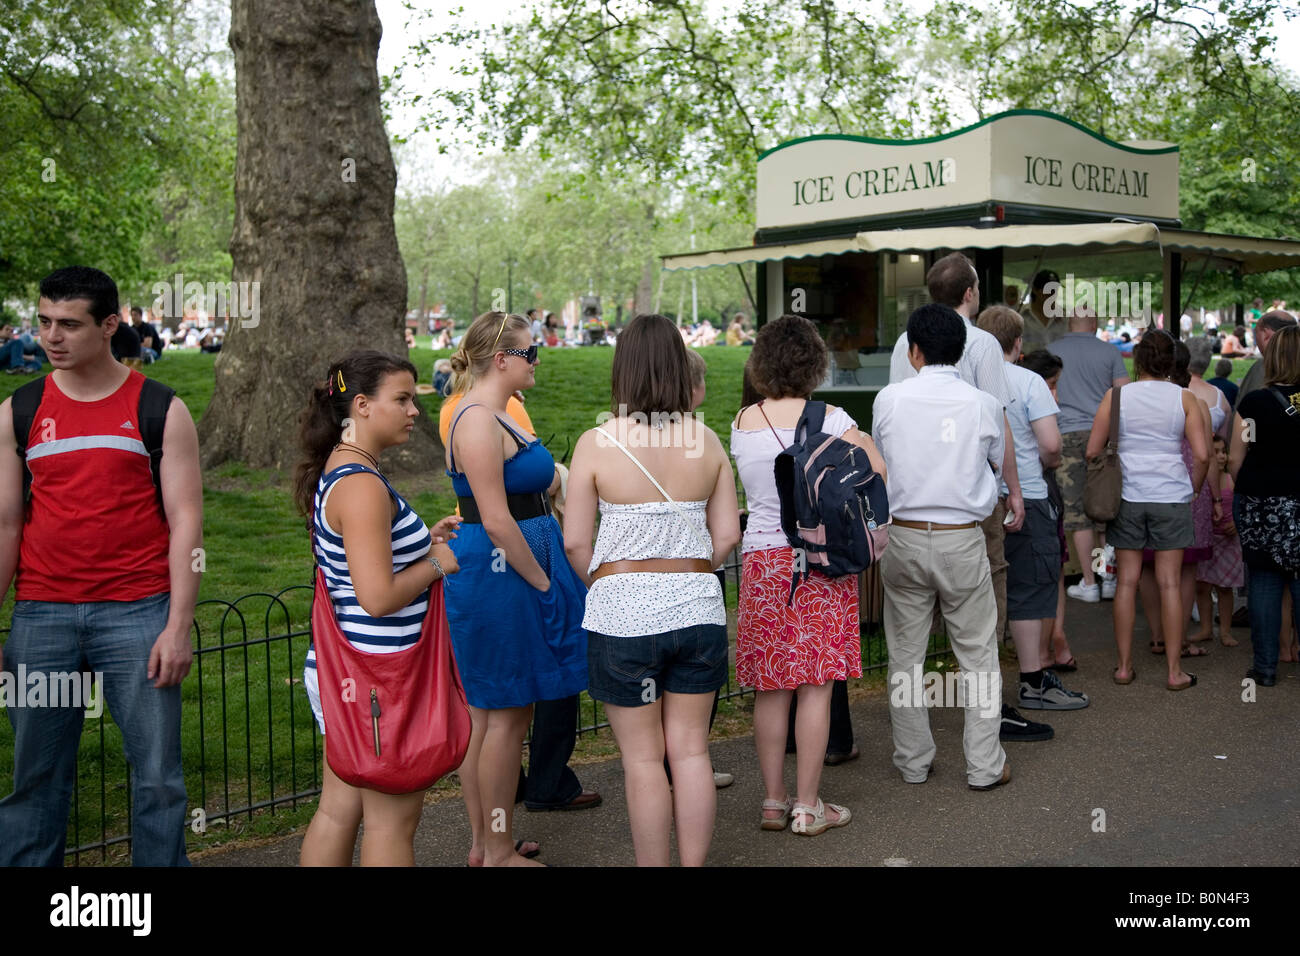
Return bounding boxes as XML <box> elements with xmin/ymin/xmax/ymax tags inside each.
<box><xmin>490</xmin><ymin>313</ymin><xmax>509</xmax><ymax>349</ymax></box>
<box><xmin>337</xmin><ymin>369</ymin><xmax>347</xmax><ymax>393</ymax></box>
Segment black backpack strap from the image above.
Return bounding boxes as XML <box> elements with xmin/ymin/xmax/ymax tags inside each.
<box><xmin>1269</xmin><ymin>385</ymin><xmax>1298</xmax><ymax>418</ymax></box>
<box><xmin>797</xmin><ymin>400</ymin><xmax>827</xmax><ymax>441</ymax></box>
<box><xmin>138</xmin><ymin>377</ymin><xmax>176</xmax><ymax>508</ymax></box>
<box><xmin>12</xmin><ymin>376</ymin><xmax>48</xmax><ymax>504</ymax></box>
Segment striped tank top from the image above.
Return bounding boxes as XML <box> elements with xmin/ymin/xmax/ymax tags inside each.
<box><xmin>305</xmin><ymin>463</ymin><xmax>432</xmax><ymax>671</ymax></box>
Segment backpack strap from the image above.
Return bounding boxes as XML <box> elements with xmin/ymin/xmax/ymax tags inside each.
<box><xmin>1269</xmin><ymin>385</ymin><xmax>1298</xmax><ymax>418</ymax></box>
<box><xmin>796</xmin><ymin>400</ymin><xmax>827</xmax><ymax>442</ymax></box>
<box><xmin>138</xmin><ymin>377</ymin><xmax>176</xmax><ymax>509</ymax></box>
<box><xmin>11</xmin><ymin>376</ymin><xmax>48</xmax><ymax>506</ymax></box>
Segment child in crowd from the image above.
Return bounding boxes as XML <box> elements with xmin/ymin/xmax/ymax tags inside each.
<box><xmin>1198</xmin><ymin>435</ymin><xmax>1243</xmax><ymax>647</ymax></box>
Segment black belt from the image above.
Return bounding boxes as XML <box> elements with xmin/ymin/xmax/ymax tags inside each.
<box><xmin>458</xmin><ymin>493</ymin><xmax>550</xmax><ymax>524</ymax></box>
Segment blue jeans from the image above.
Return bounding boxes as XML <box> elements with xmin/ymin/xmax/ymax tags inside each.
<box><xmin>0</xmin><ymin>593</ymin><xmax>188</xmax><ymax>866</ymax></box>
<box><xmin>1246</xmin><ymin>568</ymin><xmax>1300</xmax><ymax>682</ymax></box>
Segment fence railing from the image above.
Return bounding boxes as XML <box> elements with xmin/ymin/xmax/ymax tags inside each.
<box><xmin>0</xmin><ymin>554</ymin><xmax>952</xmax><ymax>865</ymax></box>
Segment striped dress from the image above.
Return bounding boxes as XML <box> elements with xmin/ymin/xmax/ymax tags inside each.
<box><xmin>303</xmin><ymin>463</ymin><xmax>433</xmax><ymax>733</ymax></box>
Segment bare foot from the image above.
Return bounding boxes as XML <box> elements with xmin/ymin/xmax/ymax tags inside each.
<box><xmin>1219</xmin><ymin>631</ymin><xmax>1239</xmax><ymax>647</ymax></box>
<box><xmin>1188</xmin><ymin>630</ymin><xmax>1213</xmax><ymax>644</ymax></box>
<box><xmin>468</xmin><ymin>839</ymin><xmax>539</xmax><ymax>867</ymax></box>
<box><xmin>496</xmin><ymin>854</ymin><xmax>545</xmax><ymax>868</ymax></box>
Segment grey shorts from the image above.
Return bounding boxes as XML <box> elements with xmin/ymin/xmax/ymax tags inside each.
<box><xmin>1004</xmin><ymin>498</ymin><xmax>1061</xmax><ymax>621</ymax></box>
<box><xmin>1107</xmin><ymin>499</ymin><xmax>1194</xmax><ymax>552</ymax></box>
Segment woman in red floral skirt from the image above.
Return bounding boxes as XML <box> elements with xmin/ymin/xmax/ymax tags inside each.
<box><xmin>730</xmin><ymin>315</ymin><xmax>886</xmax><ymax>836</ymax></box>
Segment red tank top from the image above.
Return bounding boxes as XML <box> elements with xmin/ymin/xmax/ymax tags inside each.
<box><xmin>17</xmin><ymin>369</ymin><xmax>171</xmax><ymax>602</ymax></box>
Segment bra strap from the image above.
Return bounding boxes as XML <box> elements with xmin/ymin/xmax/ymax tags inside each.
<box><xmin>594</xmin><ymin>426</ymin><xmax>712</xmax><ymax>557</ymax></box>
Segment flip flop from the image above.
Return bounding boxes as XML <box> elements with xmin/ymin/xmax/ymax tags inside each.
<box><xmin>515</xmin><ymin>839</ymin><xmax>541</xmax><ymax>859</ymax></box>
<box><xmin>1112</xmin><ymin>668</ymin><xmax>1136</xmax><ymax>685</ymax></box>
<box><xmin>1150</xmin><ymin>641</ymin><xmax>1166</xmax><ymax>655</ymax></box>
<box><xmin>1181</xmin><ymin>644</ymin><xmax>1209</xmax><ymax>658</ymax></box>
<box><xmin>1167</xmin><ymin>674</ymin><xmax>1198</xmax><ymax>691</ymax></box>
<box><xmin>1049</xmin><ymin>657</ymin><xmax>1078</xmax><ymax>672</ymax></box>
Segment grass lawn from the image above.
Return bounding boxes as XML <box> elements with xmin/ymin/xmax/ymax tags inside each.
<box><xmin>0</xmin><ymin>342</ymin><xmax>1258</xmax><ymax>861</ymax></box>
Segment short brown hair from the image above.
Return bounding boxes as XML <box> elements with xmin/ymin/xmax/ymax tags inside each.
<box><xmin>976</xmin><ymin>305</ymin><xmax>1023</xmax><ymax>354</ymax></box>
<box><xmin>610</xmin><ymin>313</ymin><xmax>692</xmax><ymax>415</ymax></box>
<box><xmin>1263</xmin><ymin>324</ymin><xmax>1300</xmax><ymax>386</ymax></box>
<box><xmin>684</xmin><ymin>347</ymin><xmax>708</xmax><ymax>388</ymax></box>
<box><xmin>747</xmin><ymin>315</ymin><xmax>828</xmax><ymax>399</ymax></box>
<box><xmin>926</xmin><ymin>252</ymin><xmax>977</xmax><ymax>308</ymax></box>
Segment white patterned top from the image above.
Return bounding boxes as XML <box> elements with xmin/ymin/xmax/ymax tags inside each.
<box><xmin>581</xmin><ymin>498</ymin><xmax>725</xmax><ymax>637</ymax></box>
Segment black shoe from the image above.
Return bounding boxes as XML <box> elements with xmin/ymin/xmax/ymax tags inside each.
<box><xmin>1000</xmin><ymin>704</ymin><xmax>1054</xmax><ymax>742</ymax></box>
<box><xmin>1245</xmin><ymin>669</ymin><xmax>1277</xmax><ymax>687</ymax></box>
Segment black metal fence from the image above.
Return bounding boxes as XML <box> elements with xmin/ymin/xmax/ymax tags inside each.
<box><xmin>0</xmin><ymin>553</ymin><xmax>951</xmax><ymax>865</ymax></box>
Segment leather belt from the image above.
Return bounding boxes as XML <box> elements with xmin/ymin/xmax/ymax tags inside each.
<box><xmin>457</xmin><ymin>493</ymin><xmax>550</xmax><ymax>524</ymax></box>
<box><xmin>591</xmin><ymin>558</ymin><xmax>714</xmax><ymax>581</ymax></box>
<box><xmin>892</xmin><ymin>519</ymin><xmax>979</xmax><ymax>531</ymax></box>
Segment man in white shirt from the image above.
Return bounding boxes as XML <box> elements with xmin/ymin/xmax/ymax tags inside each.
<box><xmin>874</xmin><ymin>304</ymin><xmax>1010</xmax><ymax>790</ymax></box>
<box><xmin>889</xmin><ymin>253</ymin><xmax>1041</xmax><ymax>742</ymax></box>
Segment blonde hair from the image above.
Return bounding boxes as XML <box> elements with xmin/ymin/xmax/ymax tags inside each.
<box><xmin>976</xmin><ymin>305</ymin><xmax>1024</xmax><ymax>354</ymax></box>
<box><xmin>447</xmin><ymin>311</ymin><xmax>530</xmax><ymax>394</ymax></box>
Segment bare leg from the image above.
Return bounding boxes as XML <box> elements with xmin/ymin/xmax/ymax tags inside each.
<box><xmin>1009</xmin><ymin>619</ymin><xmax>1041</xmax><ymax>673</ymax></box>
<box><xmin>1191</xmin><ymin>579</ymin><xmax>1214</xmax><ymax>642</ymax></box>
<box><xmin>1155</xmin><ymin>550</ymin><xmax>1193</xmax><ymax>687</ymax></box>
<box><xmin>1112</xmin><ymin>549</ymin><xmax>1142</xmax><ymax>680</ymax></box>
<box><xmin>300</xmin><ymin>761</ymin><xmax>362</xmax><ymax>866</ymax></box>
<box><xmin>1139</xmin><ymin>563</ymin><xmax>1162</xmax><ymax>649</ymax></box>
<box><xmin>1072</xmin><ymin>528</ymin><xmax>1097</xmax><ymax>587</ymax></box>
<box><xmin>1281</xmin><ymin>590</ymin><xmax>1299</xmax><ymax>662</ymax></box>
<box><xmin>662</xmin><ymin>691</ymin><xmax>717</xmax><ymax>867</ymax></box>
<box><xmin>753</xmin><ymin>689</ymin><xmax>792</xmax><ymax>825</ymax></box>
<box><xmin>479</xmin><ymin>704</ymin><xmax>541</xmax><ymax>867</ymax></box>
<box><xmin>358</xmin><ymin>788</ymin><xmax>425</xmax><ymax>866</ymax></box>
<box><xmin>606</xmin><ymin>698</ymin><xmax>671</xmax><ymax>867</ymax></box>
<box><xmin>1216</xmin><ymin>587</ymin><xmax>1239</xmax><ymax>646</ymax></box>
<box><xmin>461</xmin><ymin>706</ymin><xmax>487</xmax><ymax>864</ymax></box>
<box><xmin>792</xmin><ymin>681</ymin><xmax>844</xmax><ymax>824</ymax></box>
<box><xmin>1048</xmin><ymin>575</ymin><xmax>1075</xmax><ymax>666</ymax></box>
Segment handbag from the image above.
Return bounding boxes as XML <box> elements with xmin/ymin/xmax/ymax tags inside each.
<box><xmin>311</xmin><ymin>567</ymin><xmax>471</xmax><ymax>794</ymax></box>
<box><xmin>1083</xmin><ymin>385</ymin><xmax>1124</xmax><ymax>523</ymax></box>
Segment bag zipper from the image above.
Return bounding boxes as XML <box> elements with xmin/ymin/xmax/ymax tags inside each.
<box><xmin>370</xmin><ymin>688</ymin><xmax>382</xmax><ymax>756</ymax></box>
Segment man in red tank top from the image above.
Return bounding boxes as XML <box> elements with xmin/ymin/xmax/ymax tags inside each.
<box><xmin>0</xmin><ymin>267</ymin><xmax>203</xmax><ymax>866</ymax></box>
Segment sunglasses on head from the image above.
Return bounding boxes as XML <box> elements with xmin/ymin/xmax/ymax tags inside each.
<box><xmin>501</xmin><ymin>345</ymin><xmax>539</xmax><ymax>364</ymax></box>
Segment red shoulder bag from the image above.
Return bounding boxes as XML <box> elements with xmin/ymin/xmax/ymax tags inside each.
<box><xmin>311</xmin><ymin>568</ymin><xmax>472</xmax><ymax>794</ymax></box>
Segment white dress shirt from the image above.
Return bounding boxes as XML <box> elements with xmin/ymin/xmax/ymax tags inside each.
<box><xmin>872</xmin><ymin>365</ymin><xmax>1004</xmax><ymax>523</ymax></box>
<box><xmin>889</xmin><ymin>314</ymin><xmax>1011</xmax><ymax>409</ymax></box>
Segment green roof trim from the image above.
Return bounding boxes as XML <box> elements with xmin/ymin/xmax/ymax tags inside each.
<box><xmin>757</xmin><ymin>109</ymin><xmax>1180</xmax><ymax>161</ymax></box>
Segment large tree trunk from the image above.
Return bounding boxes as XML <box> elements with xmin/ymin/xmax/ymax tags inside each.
<box><xmin>201</xmin><ymin>0</ymin><xmax>440</xmax><ymax>474</ymax></box>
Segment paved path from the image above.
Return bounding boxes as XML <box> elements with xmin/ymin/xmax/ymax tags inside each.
<box><xmin>197</xmin><ymin>597</ymin><xmax>1299</xmax><ymax>866</ymax></box>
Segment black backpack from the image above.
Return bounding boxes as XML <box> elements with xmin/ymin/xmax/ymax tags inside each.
<box><xmin>12</xmin><ymin>374</ymin><xmax>175</xmax><ymax>512</ymax></box>
<box><xmin>772</xmin><ymin>401</ymin><xmax>890</xmax><ymax>602</ymax></box>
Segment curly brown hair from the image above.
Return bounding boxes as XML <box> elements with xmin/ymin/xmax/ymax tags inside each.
<box><xmin>747</xmin><ymin>315</ymin><xmax>828</xmax><ymax>399</ymax></box>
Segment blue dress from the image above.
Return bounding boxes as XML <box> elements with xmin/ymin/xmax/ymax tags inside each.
<box><xmin>443</xmin><ymin>406</ymin><xmax>589</xmax><ymax>709</ymax></box>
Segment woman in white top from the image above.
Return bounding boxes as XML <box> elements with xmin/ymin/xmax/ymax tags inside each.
<box><xmin>1087</xmin><ymin>329</ymin><xmax>1210</xmax><ymax>690</ymax></box>
<box><xmin>732</xmin><ymin>315</ymin><xmax>885</xmax><ymax>836</ymax></box>
<box><xmin>565</xmin><ymin>314</ymin><xmax>740</xmax><ymax>867</ymax></box>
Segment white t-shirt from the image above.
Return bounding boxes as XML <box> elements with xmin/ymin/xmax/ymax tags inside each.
<box><xmin>1002</xmin><ymin>362</ymin><xmax>1059</xmax><ymax>500</ymax></box>
<box><xmin>731</xmin><ymin>404</ymin><xmax>856</xmax><ymax>554</ymax></box>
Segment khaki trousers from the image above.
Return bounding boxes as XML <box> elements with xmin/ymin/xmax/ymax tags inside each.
<box><xmin>882</xmin><ymin>524</ymin><xmax>1007</xmax><ymax>787</ymax></box>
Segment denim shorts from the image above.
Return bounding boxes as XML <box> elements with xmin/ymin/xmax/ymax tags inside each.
<box><xmin>586</xmin><ymin>624</ymin><xmax>728</xmax><ymax>707</ymax></box>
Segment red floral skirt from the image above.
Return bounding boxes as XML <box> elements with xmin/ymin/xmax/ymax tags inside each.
<box><xmin>736</xmin><ymin>547</ymin><xmax>862</xmax><ymax>691</ymax></box>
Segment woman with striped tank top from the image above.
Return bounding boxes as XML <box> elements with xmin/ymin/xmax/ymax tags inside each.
<box><xmin>293</xmin><ymin>350</ymin><xmax>462</xmax><ymax>866</ymax></box>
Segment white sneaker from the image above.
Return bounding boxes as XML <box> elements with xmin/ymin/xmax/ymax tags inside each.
<box><xmin>1101</xmin><ymin>576</ymin><xmax>1117</xmax><ymax>600</ymax></box>
<box><xmin>1067</xmin><ymin>582</ymin><xmax>1101</xmax><ymax>603</ymax></box>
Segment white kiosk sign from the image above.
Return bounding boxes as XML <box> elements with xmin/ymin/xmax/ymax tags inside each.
<box><xmin>756</xmin><ymin>110</ymin><xmax>1179</xmax><ymax>230</ymax></box>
